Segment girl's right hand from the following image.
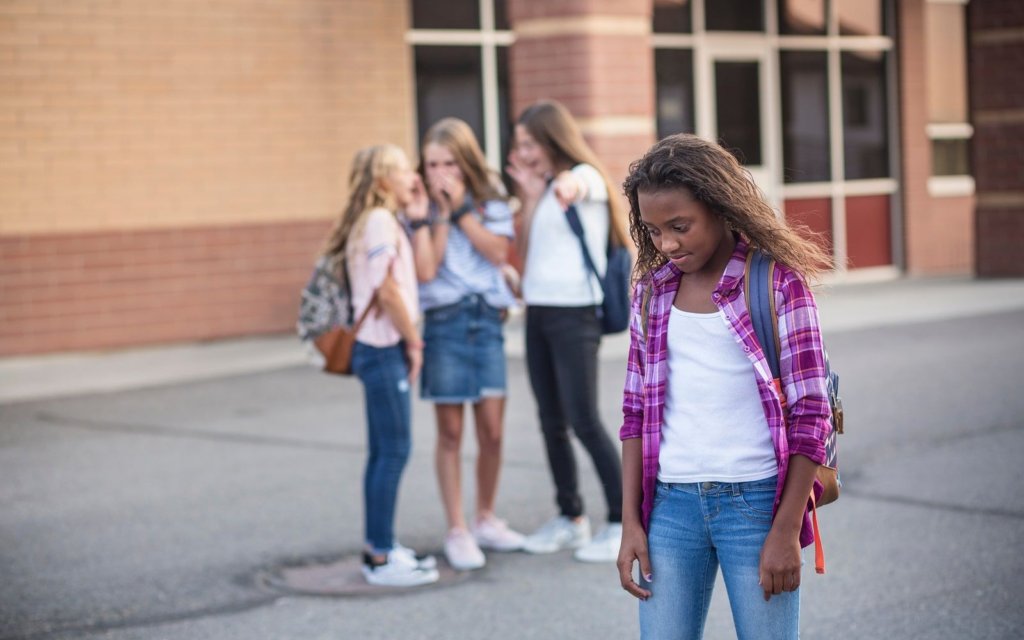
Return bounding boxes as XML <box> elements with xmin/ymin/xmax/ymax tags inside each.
<box><xmin>506</xmin><ymin>150</ymin><xmax>546</xmax><ymax>203</ymax></box>
<box><xmin>617</xmin><ymin>521</ymin><xmax>653</xmax><ymax>601</ymax></box>
<box><xmin>404</xmin><ymin>341</ymin><xmax>423</xmax><ymax>382</ymax></box>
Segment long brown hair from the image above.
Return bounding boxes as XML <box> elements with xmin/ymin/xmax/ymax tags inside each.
<box><xmin>321</xmin><ymin>144</ymin><xmax>407</xmax><ymax>273</ymax></box>
<box><xmin>418</xmin><ymin>117</ymin><xmax>506</xmax><ymax>203</ymax></box>
<box><xmin>623</xmin><ymin>134</ymin><xmax>830</xmax><ymax>284</ymax></box>
<box><xmin>517</xmin><ymin>100</ymin><xmax>629</xmax><ymax>247</ymax></box>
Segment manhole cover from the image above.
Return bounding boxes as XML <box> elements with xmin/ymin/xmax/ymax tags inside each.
<box><xmin>259</xmin><ymin>554</ymin><xmax>471</xmax><ymax>597</ymax></box>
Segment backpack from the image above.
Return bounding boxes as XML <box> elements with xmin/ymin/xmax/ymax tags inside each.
<box><xmin>563</xmin><ymin>203</ymin><xmax>632</xmax><ymax>334</ymax></box>
<box><xmin>745</xmin><ymin>249</ymin><xmax>844</xmax><ymax>574</ymax></box>
<box><xmin>297</xmin><ymin>256</ymin><xmax>379</xmax><ymax>376</ymax></box>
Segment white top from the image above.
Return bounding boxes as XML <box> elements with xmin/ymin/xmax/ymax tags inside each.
<box><xmin>349</xmin><ymin>208</ymin><xmax>419</xmax><ymax>348</ymax></box>
<box><xmin>522</xmin><ymin>163</ymin><xmax>609</xmax><ymax>306</ymax></box>
<box><xmin>658</xmin><ymin>306</ymin><xmax>778</xmax><ymax>483</ymax></box>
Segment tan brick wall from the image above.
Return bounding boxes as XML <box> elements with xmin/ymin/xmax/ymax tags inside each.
<box><xmin>0</xmin><ymin>0</ymin><xmax>413</xmax><ymax>235</ymax></box>
<box><xmin>0</xmin><ymin>0</ymin><xmax>413</xmax><ymax>355</ymax></box>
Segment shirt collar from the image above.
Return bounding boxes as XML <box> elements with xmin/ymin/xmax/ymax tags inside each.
<box><xmin>649</xmin><ymin>234</ymin><xmax>750</xmax><ymax>294</ymax></box>
<box><xmin>715</xmin><ymin>234</ymin><xmax>750</xmax><ymax>296</ymax></box>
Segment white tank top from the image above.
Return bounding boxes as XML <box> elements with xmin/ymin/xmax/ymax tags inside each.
<box><xmin>658</xmin><ymin>305</ymin><xmax>778</xmax><ymax>483</ymax></box>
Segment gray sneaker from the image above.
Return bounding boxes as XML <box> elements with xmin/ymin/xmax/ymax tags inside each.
<box><xmin>523</xmin><ymin>515</ymin><xmax>591</xmax><ymax>554</ymax></box>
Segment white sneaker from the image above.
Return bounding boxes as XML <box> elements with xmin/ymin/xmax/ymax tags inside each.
<box><xmin>362</xmin><ymin>550</ymin><xmax>440</xmax><ymax>587</ymax></box>
<box><xmin>574</xmin><ymin>523</ymin><xmax>623</xmax><ymax>563</ymax></box>
<box><xmin>392</xmin><ymin>542</ymin><xmax>438</xmax><ymax>570</ymax></box>
<box><xmin>444</xmin><ymin>528</ymin><xmax>486</xmax><ymax>571</ymax></box>
<box><xmin>523</xmin><ymin>515</ymin><xmax>591</xmax><ymax>554</ymax></box>
<box><xmin>472</xmin><ymin>515</ymin><xmax>526</xmax><ymax>552</ymax></box>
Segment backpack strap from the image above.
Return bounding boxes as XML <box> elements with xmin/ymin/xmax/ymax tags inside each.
<box><xmin>744</xmin><ymin>248</ymin><xmax>827</xmax><ymax>575</ymax></box>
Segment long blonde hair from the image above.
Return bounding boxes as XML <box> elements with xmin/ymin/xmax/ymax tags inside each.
<box><xmin>322</xmin><ymin>144</ymin><xmax>407</xmax><ymax>272</ymax></box>
<box><xmin>418</xmin><ymin>118</ymin><xmax>506</xmax><ymax>203</ymax></box>
<box><xmin>517</xmin><ymin>100</ymin><xmax>629</xmax><ymax>247</ymax></box>
<box><xmin>623</xmin><ymin>134</ymin><xmax>831</xmax><ymax>284</ymax></box>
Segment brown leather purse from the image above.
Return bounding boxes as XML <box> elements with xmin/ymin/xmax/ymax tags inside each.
<box><xmin>313</xmin><ymin>290</ymin><xmax>379</xmax><ymax>375</ymax></box>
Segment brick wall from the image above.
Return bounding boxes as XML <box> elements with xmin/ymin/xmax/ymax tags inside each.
<box><xmin>0</xmin><ymin>0</ymin><xmax>413</xmax><ymax>355</ymax></box>
<box><xmin>971</xmin><ymin>0</ymin><xmax>1024</xmax><ymax>276</ymax></box>
<box><xmin>508</xmin><ymin>0</ymin><xmax>655</xmax><ymax>197</ymax></box>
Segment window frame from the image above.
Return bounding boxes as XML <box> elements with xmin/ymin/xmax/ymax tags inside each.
<box><xmin>407</xmin><ymin>0</ymin><xmax>514</xmax><ymax>171</ymax></box>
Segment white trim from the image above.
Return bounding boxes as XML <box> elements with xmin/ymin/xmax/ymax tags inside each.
<box><xmin>926</xmin><ymin>122</ymin><xmax>974</xmax><ymax>139</ymax></box>
<box><xmin>843</xmin><ymin>179</ymin><xmax>899</xmax><ymax>195</ymax></box>
<box><xmin>780</xmin><ymin>182</ymin><xmax>833</xmax><ymax>198</ymax></box>
<box><xmin>827</xmin><ymin>15</ymin><xmax>848</xmax><ymax>273</ymax></box>
<box><xmin>928</xmin><ymin>175</ymin><xmax>976</xmax><ymax>197</ymax></box>
<box><xmin>652</xmin><ymin>34</ymin><xmax>697</xmax><ymax>48</ymax></box>
<box><xmin>514</xmin><ymin>15</ymin><xmax>649</xmax><ymax>38</ymax></box>
<box><xmin>836</xmin><ymin>37</ymin><xmax>894</xmax><ymax>51</ymax></box>
<box><xmin>576</xmin><ymin>115</ymin><xmax>656</xmax><ymax>136</ymax></box>
<box><xmin>406</xmin><ymin>30</ymin><xmax>515</xmax><ymax>46</ymax></box>
<box><xmin>776</xmin><ymin>36</ymin><xmax>832</xmax><ymax>49</ymax></box>
<box><xmin>821</xmin><ymin>265</ymin><xmax>901</xmax><ymax>284</ymax></box>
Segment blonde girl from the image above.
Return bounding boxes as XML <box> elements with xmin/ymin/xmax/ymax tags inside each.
<box><xmin>409</xmin><ymin>118</ymin><xmax>525</xmax><ymax>570</ymax></box>
<box><xmin>321</xmin><ymin>144</ymin><xmax>438</xmax><ymax>588</ymax></box>
<box><xmin>616</xmin><ymin>134</ymin><xmax>833</xmax><ymax>639</ymax></box>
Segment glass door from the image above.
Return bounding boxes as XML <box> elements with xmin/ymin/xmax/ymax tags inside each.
<box><xmin>696</xmin><ymin>43</ymin><xmax>777</xmax><ymax>205</ymax></box>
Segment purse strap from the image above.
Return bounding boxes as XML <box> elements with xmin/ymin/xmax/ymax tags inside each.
<box><xmin>350</xmin><ymin>256</ymin><xmax>396</xmax><ymax>333</ymax></box>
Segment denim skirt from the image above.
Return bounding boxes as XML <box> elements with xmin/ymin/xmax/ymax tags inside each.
<box><xmin>421</xmin><ymin>294</ymin><xmax>507</xmax><ymax>403</ymax></box>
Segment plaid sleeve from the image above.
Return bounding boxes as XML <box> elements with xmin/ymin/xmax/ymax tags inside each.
<box><xmin>775</xmin><ymin>267</ymin><xmax>830</xmax><ymax>465</ymax></box>
<box><xmin>620</xmin><ymin>279</ymin><xmax>648</xmax><ymax>441</ymax></box>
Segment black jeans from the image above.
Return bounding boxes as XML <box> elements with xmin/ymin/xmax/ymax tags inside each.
<box><xmin>525</xmin><ymin>305</ymin><xmax>623</xmax><ymax>523</ymax></box>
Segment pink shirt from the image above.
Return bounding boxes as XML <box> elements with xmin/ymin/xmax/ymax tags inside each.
<box><xmin>349</xmin><ymin>207</ymin><xmax>419</xmax><ymax>347</ymax></box>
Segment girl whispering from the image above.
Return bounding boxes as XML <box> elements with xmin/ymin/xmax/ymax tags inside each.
<box><xmin>616</xmin><ymin>134</ymin><xmax>832</xmax><ymax>639</ymax></box>
<box><xmin>410</xmin><ymin>118</ymin><xmax>525</xmax><ymax>571</ymax></box>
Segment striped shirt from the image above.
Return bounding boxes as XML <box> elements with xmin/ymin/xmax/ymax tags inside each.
<box><xmin>620</xmin><ymin>236</ymin><xmax>831</xmax><ymax>548</ymax></box>
<box><xmin>417</xmin><ymin>198</ymin><xmax>517</xmax><ymax>311</ymax></box>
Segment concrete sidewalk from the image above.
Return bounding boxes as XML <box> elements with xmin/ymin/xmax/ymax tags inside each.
<box><xmin>2</xmin><ymin>276</ymin><xmax>1023</xmax><ymax>405</ymax></box>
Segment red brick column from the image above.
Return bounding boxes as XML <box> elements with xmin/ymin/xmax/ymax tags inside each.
<box><xmin>898</xmin><ymin>0</ymin><xmax>935</xmax><ymax>275</ymax></box>
<box><xmin>970</xmin><ymin>0</ymin><xmax>1024</xmax><ymax>277</ymax></box>
<box><xmin>507</xmin><ymin>0</ymin><xmax>656</xmax><ymax>188</ymax></box>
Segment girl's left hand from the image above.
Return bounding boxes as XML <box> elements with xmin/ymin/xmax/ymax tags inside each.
<box><xmin>552</xmin><ymin>171</ymin><xmax>582</xmax><ymax>210</ymax></box>
<box><xmin>406</xmin><ymin>174</ymin><xmax>430</xmax><ymax>222</ymax></box>
<box><xmin>758</xmin><ymin>527</ymin><xmax>802</xmax><ymax>601</ymax></box>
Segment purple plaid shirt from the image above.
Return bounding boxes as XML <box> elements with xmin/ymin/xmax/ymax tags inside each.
<box><xmin>620</xmin><ymin>237</ymin><xmax>830</xmax><ymax>548</ymax></box>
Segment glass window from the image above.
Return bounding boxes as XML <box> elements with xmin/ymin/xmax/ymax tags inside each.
<box><xmin>715</xmin><ymin>61</ymin><xmax>762</xmax><ymax>165</ymax></box>
<box><xmin>838</xmin><ymin>0</ymin><xmax>888</xmax><ymax>37</ymax></box>
<box><xmin>706</xmin><ymin>0</ymin><xmax>764</xmax><ymax>32</ymax></box>
<box><xmin>415</xmin><ymin>46</ymin><xmax>484</xmax><ymax>147</ymax></box>
<box><xmin>841</xmin><ymin>51</ymin><xmax>889</xmax><ymax>179</ymax></box>
<box><xmin>932</xmin><ymin>139</ymin><xmax>970</xmax><ymax>177</ymax></box>
<box><xmin>494</xmin><ymin>0</ymin><xmax>510</xmax><ymax>30</ymax></box>
<box><xmin>412</xmin><ymin>0</ymin><xmax>479</xmax><ymax>30</ymax></box>
<box><xmin>655</xmin><ymin>49</ymin><xmax>695</xmax><ymax>140</ymax></box>
<box><xmin>497</xmin><ymin>46</ymin><xmax>512</xmax><ymax>166</ymax></box>
<box><xmin>653</xmin><ymin>0</ymin><xmax>693</xmax><ymax>34</ymax></box>
<box><xmin>778</xmin><ymin>0</ymin><xmax>826</xmax><ymax>36</ymax></box>
<box><xmin>780</xmin><ymin>52</ymin><xmax>830</xmax><ymax>182</ymax></box>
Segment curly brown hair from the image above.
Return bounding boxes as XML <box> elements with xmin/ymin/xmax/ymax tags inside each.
<box><xmin>623</xmin><ymin>134</ymin><xmax>830</xmax><ymax>285</ymax></box>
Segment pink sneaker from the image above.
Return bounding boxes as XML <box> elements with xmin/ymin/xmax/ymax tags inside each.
<box><xmin>445</xmin><ymin>528</ymin><xmax>486</xmax><ymax>571</ymax></box>
<box><xmin>471</xmin><ymin>514</ymin><xmax>526</xmax><ymax>552</ymax></box>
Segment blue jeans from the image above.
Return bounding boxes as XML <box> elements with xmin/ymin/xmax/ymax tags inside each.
<box><xmin>639</xmin><ymin>476</ymin><xmax>800</xmax><ymax>640</ymax></box>
<box><xmin>350</xmin><ymin>341</ymin><xmax>411</xmax><ymax>554</ymax></box>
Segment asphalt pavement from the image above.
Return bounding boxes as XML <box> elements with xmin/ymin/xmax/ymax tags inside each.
<box><xmin>1</xmin><ymin>277</ymin><xmax>1023</xmax><ymax>639</ymax></box>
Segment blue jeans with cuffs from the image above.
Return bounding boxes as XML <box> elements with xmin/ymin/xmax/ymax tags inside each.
<box><xmin>351</xmin><ymin>341</ymin><xmax>411</xmax><ymax>555</ymax></box>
